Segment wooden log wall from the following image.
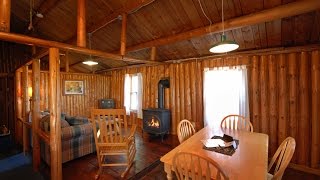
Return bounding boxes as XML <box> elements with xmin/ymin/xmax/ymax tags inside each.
<box><xmin>35</xmin><ymin>72</ymin><xmax>111</xmax><ymax>117</ymax></box>
<box><xmin>109</xmin><ymin>49</ymin><xmax>320</xmax><ymax>172</ymax></box>
<box><xmin>0</xmin><ymin>41</ymin><xmax>28</xmax><ymax>137</ymax></box>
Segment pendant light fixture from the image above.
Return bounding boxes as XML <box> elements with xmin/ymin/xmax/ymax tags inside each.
<box><xmin>83</xmin><ymin>33</ymin><xmax>98</xmax><ymax>66</ymax></box>
<box><xmin>209</xmin><ymin>0</ymin><xmax>239</xmax><ymax>53</ymax></box>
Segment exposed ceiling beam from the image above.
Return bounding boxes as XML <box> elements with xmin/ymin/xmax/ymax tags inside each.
<box><xmin>65</xmin><ymin>0</ymin><xmax>155</xmax><ymax>44</ymax></box>
<box><xmin>125</xmin><ymin>0</ymin><xmax>320</xmax><ymax>52</ymax></box>
<box><xmin>33</xmin><ymin>0</ymin><xmax>62</xmax><ymax>27</ymax></box>
<box><xmin>0</xmin><ymin>31</ymin><xmax>159</xmax><ymax>65</ymax></box>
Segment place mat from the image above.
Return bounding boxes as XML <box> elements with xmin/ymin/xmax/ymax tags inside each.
<box><xmin>203</xmin><ymin>135</ymin><xmax>239</xmax><ymax>156</ymax></box>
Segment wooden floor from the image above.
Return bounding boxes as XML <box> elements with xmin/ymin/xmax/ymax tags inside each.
<box><xmin>40</xmin><ymin>128</ymin><xmax>320</xmax><ymax>180</ymax></box>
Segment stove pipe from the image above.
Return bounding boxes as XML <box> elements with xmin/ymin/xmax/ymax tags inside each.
<box><xmin>158</xmin><ymin>79</ymin><xmax>170</xmax><ymax>109</ymax></box>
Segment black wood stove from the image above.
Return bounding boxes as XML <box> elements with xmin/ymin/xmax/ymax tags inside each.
<box><xmin>143</xmin><ymin>79</ymin><xmax>170</xmax><ymax>140</ymax></box>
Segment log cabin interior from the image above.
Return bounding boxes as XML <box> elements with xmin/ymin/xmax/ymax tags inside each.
<box><xmin>0</xmin><ymin>0</ymin><xmax>319</xmax><ymax>179</ymax></box>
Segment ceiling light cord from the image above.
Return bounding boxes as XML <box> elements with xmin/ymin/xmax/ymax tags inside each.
<box><xmin>83</xmin><ymin>33</ymin><xmax>98</xmax><ymax>66</ymax></box>
<box><xmin>88</xmin><ymin>33</ymin><xmax>92</xmax><ymax>50</ymax></box>
<box><xmin>197</xmin><ymin>0</ymin><xmax>212</xmax><ymax>27</ymax></box>
<box><xmin>28</xmin><ymin>0</ymin><xmax>34</xmax><ymax>30</ymax></box>
<box><xmin>222</xmin><ymin>0</ymin><xmax>224</xmax><ymax>35</ymax></box>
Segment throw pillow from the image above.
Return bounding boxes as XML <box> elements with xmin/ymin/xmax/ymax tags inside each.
<box><xmin>65</xmin><ymin>115</ymin><xmax>89</xmax><ymax>126</ymax></box>
<box><xmin>40</xmin><ymin>114</ymin><xmax>70</xmax><ymax>132</ymax></box>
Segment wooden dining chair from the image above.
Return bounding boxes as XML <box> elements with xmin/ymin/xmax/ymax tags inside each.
<box><xmin>177</xmin><ymin>119</ymin><xmax>196</xmax><ymax>144</ymax></box>
<box><xmin>91</xmin><ymin>108</ymin><xmax>136</xmax><ymax>179</ymax></box>
<box><xmin>267</xmin><ymin>137</ymin><xmax>296</xmax><ymax>180</ymax></box>
<box><xmin>220</xmin><ymin>114</ymin><xmax>253</xmax><ymax>132</ymax></box>
<box><xmin>173</xmin><ymin>151</ymin><xmax>229</xmax><ymax>180</ymax></box>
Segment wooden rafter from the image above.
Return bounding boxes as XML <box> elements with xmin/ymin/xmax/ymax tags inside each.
<box><xmin>77</xmin><ymin>0</ymin><xmax>86</xmax><ymax>47</ymax></box>
<box><xmin>0</xmin><ymin>31</ymin><xmax>159</xmax><ymax>64</ymax></box>
<box><xmin>125</xmin><ymin>0</ymin><xmax>320</xmax><ymax>52</ymax></box>
<box><xmin>66</xmin><ymin>0</ymin><xmax>155</xmax><ymax>44</ymax></box>
<box><xmin>0</xmin><ymin>0</ymin><xmax>11</xmax><ymax>32</ymax></box>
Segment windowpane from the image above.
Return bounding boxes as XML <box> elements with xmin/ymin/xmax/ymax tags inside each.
<box><xmin>124</xmin><ymin>73</ymin><xmax>142</xmax><ymax>117</ymax></box>
<box><xmin>203</xmin><ymin>67</ymin><xmax>249</xmax><ymax>128</ymax></box>
<box><xmin>130</xmin><ymin>92</ymin><xmax>138</xmax><ymax>110</ymax></box>
<box><xmin>132</xmin><ymin>75</ymin><xmax>138</xmax><ymax>92</ymax></box>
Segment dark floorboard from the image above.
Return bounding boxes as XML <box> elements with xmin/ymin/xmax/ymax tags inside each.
<box><xmin>51</xmin><ymin>128</ymin><xmax>320</xmax><ymax>180</ymax></box>
<box><xmin>3</xmin><ymin>128</ymin><xmax>318</xmax><ymax>180</ymax></box>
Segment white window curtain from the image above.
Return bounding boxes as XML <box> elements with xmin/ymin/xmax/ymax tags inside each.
<box><xmin>203</xmin><ymin>65</ymin><xmax>249</xmax><ymax>128</ymax></box>
<box><xmin>124</xmin><ymin>73</ymin><xmax>143</xmax><ymax>118</ymax></box>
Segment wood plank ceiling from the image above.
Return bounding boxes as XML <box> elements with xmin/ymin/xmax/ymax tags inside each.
<box><xmin>10</xmin><ymin>0</ymin><xmax>320</xmax><ymax>73</ymax></box>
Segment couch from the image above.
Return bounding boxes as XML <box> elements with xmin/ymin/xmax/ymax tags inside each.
<box><xmin>40</xmin><ymin>113</ymin><xmax>96</xmax><ymax>164</ymax></box>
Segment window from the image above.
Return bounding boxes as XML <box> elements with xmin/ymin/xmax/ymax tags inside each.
<box><xmin>203</xmin><ymin>66</ymin><xmax>249</xmax><ymax>127</ymax></box>
<box><xmin>124</xmin><ymin>73</ymin><xmax>143</xmax><ymax>118</ymax></box>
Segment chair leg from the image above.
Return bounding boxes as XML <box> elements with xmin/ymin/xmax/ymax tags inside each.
<box><xmin>121</xmin><ymin>160</ymin><xmax>134</xmax><ymax>178</ymax></box>
<box><xmin>95</xmin><ymin>166</ymin><xmax>103</xmax><ymax>180</ymax></box>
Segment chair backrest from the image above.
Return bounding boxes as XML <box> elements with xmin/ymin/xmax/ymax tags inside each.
<box><xmin>177</xmin><ymin>119</ymin><xmax>196</xmax><ymax>143</ymax></box>
<box><xmin>91</xmin><ymin>108</ymin><xmax>128</xmax><ymax>144</ymax></box>
<box><xmin>220</xmin><ymin>114</ymin><xmax>253</xmax><ymax>132</ymax></box>
<box><xmin>268</xmin><ymin>137</ymin><xmax>296</xmax><ymax>180</ymax></box>
<box><xmin>173</xmin><ymin>151</ymin><xmax>229</xmax><ymax>180</ymax></box>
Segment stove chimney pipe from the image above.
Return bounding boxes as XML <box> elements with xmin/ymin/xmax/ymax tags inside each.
<box><xmin>158</xmin><ymin>78</ymin><xmax>170</xmax><ymax>109</ymax></box>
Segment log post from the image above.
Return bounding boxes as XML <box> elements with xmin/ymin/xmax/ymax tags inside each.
<box><xmin>15</xmin><ymin>69</ymin><xmax>22</xmax><ymax>144</ymax></box>
<box><xmin>0</xmin><ymin>0</ymin><xmax>11</xmax><ymax>32</ymax></box>
<box><xmin>150</xmin><ymin>46</ymin><xmax>156</xmax><ymax>60</ymax></box>
<box><xmin>22</xmin><ymin>65</ymin><xmax>29</xmax><ymax>154</ymax></box>
<box><xmin>32</xmin><ymin>59</ymin><xmax>41</xmax><ymax>171</ymax></box>
<box><xmin>77</xmin><ymin>0</ymin><xmax>86</xmax><ymax>47</ymax></box>
<box><xmin>311</xmin><ymin>50</ymin><xmax>320</xmax><ymax>168</ymax></box>
<box><xmin>278</xmin><ymin>54</ymin><xmax>288</xmax><ymax>145</ymax></box>
<box><xmin>120</xmin><ymin>13</ymin><xmax>127</xmax><ymax>56</ymax></box>
<box><xmin>49</xmin><ymin>48</ymin><xmax>62</xmax><ymax>180</ymax></box>
<box><xmin>65</xmin><ymin>51</ymin><xmax>69</xmax><ymax>72</ymax></box>
<box><xmin>298</xmin><ymin>51</ymin><xmax>310</xmax><ymax>165</ymax></box>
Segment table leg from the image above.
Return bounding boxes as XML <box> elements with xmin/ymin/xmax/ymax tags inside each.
<box><xmin>164</xmin><ymin>164</ymin><xmax>173</xmax><ymax>180</ymax></box>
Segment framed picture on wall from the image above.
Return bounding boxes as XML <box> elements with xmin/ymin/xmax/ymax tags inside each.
<box><xmin>63</xmin><ymin>80</ymin><xmax>84</xmax><ymax>95</ymax></box>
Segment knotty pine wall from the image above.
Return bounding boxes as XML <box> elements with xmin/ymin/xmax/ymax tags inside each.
<box><xmin>30</xmin><ymin>72</ymin><xmax>111</xmax><ymax>117</ymax></box>
<box><xmin>109</xmin><ymin>49</ymin><xmax>320</xmax><ymax>171</ymax></box>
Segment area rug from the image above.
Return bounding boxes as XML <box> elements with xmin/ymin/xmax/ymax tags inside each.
<box><xmin>0</xmin><ymin>153</ymin><xmax>31</xmax><ymax>173</ymax></box>
<box><xmin>128</xmin><ymin>159</ymin><xmax>161</xmax><ymax>180</ymax></box>
<box><xmin>0</xmin><ymin>153</ymin><xmax>45</xmax><ymax>180</ymax></box>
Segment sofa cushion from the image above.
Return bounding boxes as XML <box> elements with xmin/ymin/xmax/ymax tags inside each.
<box><xmin>61</xmin><ymin>119</ymin><xmax>70</xmax><ymax>128</ymax></box>
<box><xmin>61</xmin><ymin>123</ymin><xmax>93</xmax><ymax>140</ymax></box>
<box><xmin>65</xmin><ymin>115</ymin><xmax>89</xmax><ymax>126</ymax></box>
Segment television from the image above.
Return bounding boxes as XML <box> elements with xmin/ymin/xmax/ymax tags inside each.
<box><xmin>98</xmin><ymin>99</ymin><xmax>115</xmax><ymax>109</ymax></box>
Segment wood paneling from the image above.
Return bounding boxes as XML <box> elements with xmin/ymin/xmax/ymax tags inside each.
<box><xmin>35</xmin><ymin>72</ymin><xmax>111</xmax><ymax>117</ymax></box>
<box><xmin>109</xmin><ymin>48</ymin><xmax>320</xmax><ymax>173</ymax></box>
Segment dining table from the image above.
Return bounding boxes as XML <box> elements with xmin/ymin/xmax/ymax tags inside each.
<box><xmin>160</xmin><ymin>126</ymin><xmax>269</xmax><ymax>180</ymax></box>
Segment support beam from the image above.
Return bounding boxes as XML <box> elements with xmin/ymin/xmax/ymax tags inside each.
<box><xmin>126</xmin><ymin>0</ymin><xmax>320</xmax><ymax>52</ymax></box>
<box><xmin>0</xmin><ymin>0</ymin><xmax>11</xmax><ymax>32</ymax></box>
<box><xmin>22</xmin><ymin>65</ymin><xmax>29</xmax><ymax>154</ymax></box>
<box><xmin>32</xmin><ymin>59</ymin><xmax>41</xmax><ymax>171</ymax></box>
<box><xmin>150</xmin><ymin>46</ymin><xmax>156</xmax><ymax>60</ymax></box>
<box><xmin>65</xmin><ymin>51</ymin><xmax>69</xmax><ymax>72</ymax></box>
<box><xmin>15</xmin><ymin>69</ymin><xmax>22</xmax><ymax>144</ymax></box>
<box><xmin>49</xmin><ymin>48</ymin><xmax>62</xmax><ymax>180</ymax></box>
<box><xmin>77</xmin><ymin>0</ymin><xmax>86</xmax><ymax>47</ymax></box>
<box><xmin>0</xmin><ymin>31</ymin><xmax>158</xmax><ymax>64</ymax></box>
<box><xmin>120</xmin><ymin>13</ymin><xmax>127</xmax><ymax>56</ymax></box>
